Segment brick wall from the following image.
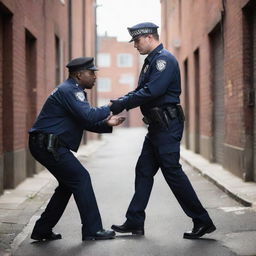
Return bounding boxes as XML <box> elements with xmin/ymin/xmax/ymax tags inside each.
<box><xmin>0</xmin><ymin>0</ymin><xmax>97</xmax><ymax>192</ymax></box>
<box><xmin>161</xmin><ymin>0</ymin><xmax>255</xmax><ymax>180</ymax></box>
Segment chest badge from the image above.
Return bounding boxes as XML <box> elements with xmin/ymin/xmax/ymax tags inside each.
<box><xmin>156</xmin><ymin>59</ymin><xmax>167</xmax><ymax>72</ymax></box>
<box><xmin>75</xmin><ymin>91</ymin><xmax>85</xmax><ymax>101</ymax></box>
<box><xmin>143</xmin><ymin>64</ymin><xmax>149</xmax><ymax>73</ymax></box>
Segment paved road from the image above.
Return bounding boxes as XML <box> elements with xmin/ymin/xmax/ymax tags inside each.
<box><xmin>12</xmin><ymin>128</ymin><xmax>256</xmax><ymax>256</ymax></box>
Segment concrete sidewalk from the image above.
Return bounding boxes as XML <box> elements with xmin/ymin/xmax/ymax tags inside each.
<box><xmin>0</xmin><ymin>127</ymin><xmax>256</xmax><ymax>255</ymax></box>
<box><xmin>181</xmin><ymin>147</ymin><xmax>256</xmax><ymax>208</ymax></box>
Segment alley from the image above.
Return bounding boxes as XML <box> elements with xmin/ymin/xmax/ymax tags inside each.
<box><xmin>11</xmin><ymin>128</ymin><xmax>256</xmax><ymax>256</ymax></box>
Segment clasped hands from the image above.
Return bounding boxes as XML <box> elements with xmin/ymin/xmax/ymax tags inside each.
<box><xmin>106</xmin><ymin>99</ymin><xmax>126</xmax><ymax>127</ymax></box>
<box><xmin>108</xmin><ymin>99</ymin><xmax>125</xmax><ymax>115</ymax></box>
<box><xmin>106</xmin><ymin>115</ymin><xmax>125</xmax><ymax>127</ymax></box>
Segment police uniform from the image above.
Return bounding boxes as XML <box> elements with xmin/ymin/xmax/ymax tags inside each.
<box><xmin>29</xmin><ymin>57</ymin><xmax>115</xmax><ymax>241</ymax></box>
<box><xmin>111</xmin><ymin>23</ymin><xmax>215</xmax><ymax>238</ymax></box>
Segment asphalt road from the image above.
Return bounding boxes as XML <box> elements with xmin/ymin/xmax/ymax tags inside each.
<box><xmin>12</xmin><ymin>128</ymin><xmax>256</xmax><ymax>256</ymax></box>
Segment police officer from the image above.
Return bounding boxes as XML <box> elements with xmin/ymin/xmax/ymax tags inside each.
<box><xmin>110</xmin><ymin>23</ymin><xmax>216</xmax><ymax>239</ymax></box>
<box><xmin>29</xmin><ymin>57</ymin><xmax>125</xmax><ymax>241</ymax></box>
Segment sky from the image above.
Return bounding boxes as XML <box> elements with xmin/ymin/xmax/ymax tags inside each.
<box><xmin>96</xmin><ymin>0</ymin><xmax>161</xmax><ymax>42</ymax></box>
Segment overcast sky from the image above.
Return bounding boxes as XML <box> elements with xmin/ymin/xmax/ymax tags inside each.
<box><xmin>96</xmin><ymin>0</ymin><xmax>161</xmax><ymax>42</ymax></box>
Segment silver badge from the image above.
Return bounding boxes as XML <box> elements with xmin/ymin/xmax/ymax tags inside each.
<box><xmin>144</xmin><ymin>64</ymin><xmax>149</xmax><ymax>73</ymax></box>
<box><xmin>75</xmin><ymin>92</ymin><xmax>85</xmax><ymax>101</ymax></box>
<box><xmin>156</xmin><ymin>59</ymin><xmax>167</xmax><ymax>72</ymax></box>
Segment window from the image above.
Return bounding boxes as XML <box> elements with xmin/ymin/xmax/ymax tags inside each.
<box><xmin>119</xmin><ymin>74</ymin><xmax>135</xmax><ymax>89</ymax></box>
<box><xmin>117</xmin><ymin>54</ymin><xmax>133</xmax><ymax>67</ymax></box>
<box><xmin>97</xmin><ymin>78</ymin><xmax>112</xmax><ymax>92</ymax></box>
<box><xmin>98</xmin><ymin>53</ymin><xmax>111</xmax><ymax>67</ymax></box>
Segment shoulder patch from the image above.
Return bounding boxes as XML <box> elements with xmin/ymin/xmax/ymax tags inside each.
<box><xmin>156</xmin><ymin>59</ymin><xmax>167</xmax><ymax>72</ymax></box>
<box><xmin>75</xmin><ymin>91</ymin><xmax>85</xmax><ymax>101</ymax></box>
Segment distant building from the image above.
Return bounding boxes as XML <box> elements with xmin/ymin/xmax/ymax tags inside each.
<box><xmin>161</xmin><ymin>0</ymin><xmax>256</xmax><ymax>181</ymax></box>
<box><xmin>97</xmin><ymin>35</ymin><xmax>144</xmax><ymax>127</ymax></box>
<box><xmin>0</xmin><ymin>0</ymin><xmax>97</xmax><ymax>194</ymax></box>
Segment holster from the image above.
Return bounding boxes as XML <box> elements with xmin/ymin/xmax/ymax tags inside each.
<box><xmin>46</xmin><ymin>134</ymin><xmax>60</xmax><ymax>161</ymax></box>
<box><xmin>143</xmin><ymin>107</ymin><xmax>169</xmax><ymax>128</ymax></box>
<box><xmin>176</xmin><ymin>105</ymin><xmax>185</xmax><ymax>122</ymax></box>
<box><xmin>31</xmin><ymin>133</ymin><xmax>60</xmax><ymax>161</ymax></box>
<box><xmin>166</xmin><ymin>105</ymin><xmax>185</xmax><ymax>123</ymax></box>
<box><xmin>142</xmin><ymin>105</ymin><xmax>185</xmax><ymax>128</ymax></box>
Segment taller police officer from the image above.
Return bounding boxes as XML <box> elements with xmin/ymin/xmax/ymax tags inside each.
<box><xmin>29</xmin><ymin>57</ymin><xmax>124</xmax><ymax>241</ymax></box>
<box><xmin>110</xmin><ymin>23</ymin><xmax>216</xmax><ymax>239</ymax></box>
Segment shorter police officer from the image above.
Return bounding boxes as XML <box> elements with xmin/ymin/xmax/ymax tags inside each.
<box><xmin>29</xmin><ymin>57</ymin><xmax>125</xmax><ymax>241</ymax></box>
<box><xmin>110</xmin><ymin>23</ymin><xmax>216</xmax><ymax>239</ymax></box>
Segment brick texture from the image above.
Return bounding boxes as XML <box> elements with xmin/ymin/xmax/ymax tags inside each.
<box><xmin>0</xmin><ymin>0</ymin><xmax>97</xmax><ymax>191</ymax></box>
<box><xmin>161</xmin><ymin>0</ymin><xmax>255</xmax><ymax>179</ymax></box>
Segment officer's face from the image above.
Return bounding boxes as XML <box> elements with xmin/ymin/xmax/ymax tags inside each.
<box><xmin>77</xmin><ymin>70</ymin><xmax>96</xmax><ymax>89</ymax></box>
<box><xmin>134</xmin><ymin>35</ymin><xmax>151</xmax><ymax>55</ymax></box>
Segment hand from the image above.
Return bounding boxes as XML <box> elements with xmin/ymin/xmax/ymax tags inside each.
<box><xmin>106</xmin><ymin>115</ymin><xmax>126</xmax><ymax>126</ymax></box>
<box><xmin>110</xmin><ymin>99</ymin><xmax>125</xmax><ymax>115</ymax></box>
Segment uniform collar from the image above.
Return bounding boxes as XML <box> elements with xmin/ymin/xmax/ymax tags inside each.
<box><xmin>145</xmin><ymin>43</ymin><xmax>163</xmax><ymax>63</ymax></box>
<box><xmin>67</xmin><ymin>77</ymin><xmax>84</xmax><ymax>90</ymax></box>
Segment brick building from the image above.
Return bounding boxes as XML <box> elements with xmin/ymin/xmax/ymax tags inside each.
<box><xmin>0</xmin><ymin>0</ymin><xmax>97</xmax><ymax>195</ymax></box>
<box><xmin>161</xmin><ymin>0</ymin><xmax>256</xmax><ymax>181</ymax></box>
<box><xmin>97</xmin><ymin>35</ymin><xmax>143</xmax><ymax>127</ymax></box>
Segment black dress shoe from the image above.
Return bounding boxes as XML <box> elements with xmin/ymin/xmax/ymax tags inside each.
<box><xmin>82</xmin><ymin>229</ymin><xmax>116</xmax><ymax>241</ymax></box>
<box><xmin>111</xmin><ymin>222</ymin><xmax>144</xmax><ymax>235</ymax></box>
<box><xmin>31</xmin><ymin>231</ymin><xmax>62</xmax><ymax>241</ymax></box>
<box><xmin>183</xmin><ymin>223</ymin><xmax>216</xmax><ymax>239</ymax></box>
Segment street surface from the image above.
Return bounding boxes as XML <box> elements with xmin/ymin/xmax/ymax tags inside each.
<box><xmin>12</xmin><ymin>128</ymin><xmax>256</xmax><ymax>256</ymax></box>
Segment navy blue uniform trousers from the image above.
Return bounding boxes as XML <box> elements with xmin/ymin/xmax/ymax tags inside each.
<box><xmin>29</xmin><ymin>136</ymin><xmax>102</xmax><ymax>236</ymax></box>
<box><xmin>125</xmin><ymin>119</ymin><xmax>212</xmax><ymax>227</ymax></box>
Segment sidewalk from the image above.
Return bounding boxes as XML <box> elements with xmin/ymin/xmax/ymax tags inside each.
<box><xmin>181</xmin><ymin>147</ymin><xmax>256</xmax><ymax>208</ymax></box>
<box><xmin>0</xmin><ymin>128</ymin><xmax>256</xmax><ymax>255</ymax></box>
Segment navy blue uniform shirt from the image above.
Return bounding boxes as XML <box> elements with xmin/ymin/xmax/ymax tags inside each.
<box><xmin>121</xmin><ymin>43</ymin><xmax>181</xmax><ymax>117</ymax></box>
<box><xmin>29</xmin><ymin>78</ymin><xmax>111</xmax><ymax>152</ymax></box>
<box><xmin>119</xmin><ymin>43</ymin><xmax>182</xmax><ymax>152</ymax></box>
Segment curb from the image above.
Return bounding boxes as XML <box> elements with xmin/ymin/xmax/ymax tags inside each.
<box><xmin>180</xmin><ymin>147</ymin><xmax>256</xmax><ymax>208</ymax></box>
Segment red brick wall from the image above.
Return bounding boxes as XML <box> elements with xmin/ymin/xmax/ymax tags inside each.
<box><xmin>0</xmin><ymin>0</ymin><xmax>97</xmax><ymax>190</ymax></box>
<box><xmin>162</xmin><ymin>0</ymin><xmax>252</xmax><ymax>146</ymax></box>
<box><xmin>161</xmin><ymin>0</ymin><xmax>255</xmax><ymax>179</ymax></box>
<box><xmin>224</xmin><ymin>1</ymin><xmax>245</xmax><ymax>146</ymax></box>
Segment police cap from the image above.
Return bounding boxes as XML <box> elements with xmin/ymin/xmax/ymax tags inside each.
<box><xmin>127</xmin><ymin>22</ymin><xmax>159</xmax><ymax>42</ymax></box>
<box><xmin>66</xmin><ymin>57</ymin><xmax>98</xmax><ymax>72</ymax></box>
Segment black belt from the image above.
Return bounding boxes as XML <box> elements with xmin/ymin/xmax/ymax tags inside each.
<box><xmin>30</xmin><ymin>133</ymin><xmax>64</xmax><ymax>161</ymax></box>
<box><xmin>142</xmin><ymin>105</ymin><xmax>185</xmax><ymax>127</ymax></box>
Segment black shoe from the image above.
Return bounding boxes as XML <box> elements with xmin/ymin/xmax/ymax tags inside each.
<box><xmin>31</xmin><ymin>231</ymin><xmax>62</xmax><ymax>241</ymax></box>
<box><xmin>111</xmin><ymin>222</ymin><xmax>144</xmax><ymax>235</ymax></box>
<box><xmin>183</xmin><ymin>223</ymin><xmax>216</xmax><ymax>239</ymax></box>
<box><xmin>82</xmin><ymin>229</ymin><xmax>116</xmax><ymax>241</ymax></box>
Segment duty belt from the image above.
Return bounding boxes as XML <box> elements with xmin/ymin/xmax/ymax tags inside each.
<box><xmin>142</xmin><ymin>105</ymin><xmax>185</xmax><ymax>128</ymax></box>
<box><xmin>30</xmin><ymin>133</ymin><xmax>64</xmax><ymax>161</ymax></box>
